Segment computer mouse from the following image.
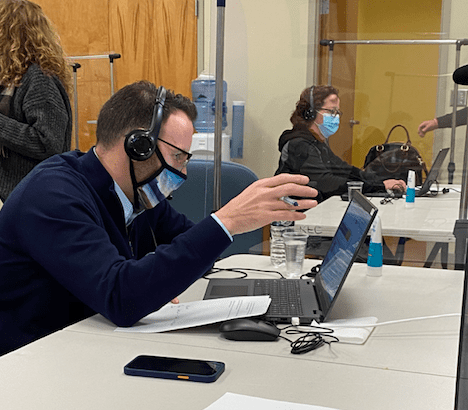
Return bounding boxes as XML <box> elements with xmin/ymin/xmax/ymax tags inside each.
<box><xmin>219</xmin><ymin>318</ymin><xmax>280</xmax><ymax>341</ymax></box>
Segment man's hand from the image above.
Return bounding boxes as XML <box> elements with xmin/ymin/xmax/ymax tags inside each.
<box><xmin>418</xmin><ymin>119</ymin><xmax>438</xmax><ymax>137</ymax></box>
<box><xmin>214</xmin><ymin>174</ymin><xmax>318</xmax><ymax>236</ymax></box>
<box><xmin>383</xmin><ymin>179</ymin><xmax>406</xmax><ymax>191</ymax></box>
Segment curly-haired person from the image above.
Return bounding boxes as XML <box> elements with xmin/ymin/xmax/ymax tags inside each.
<box><xmin>0</xmin><ymin>0</ymin><xmax>72</xmax><ymax>202</ymax></box>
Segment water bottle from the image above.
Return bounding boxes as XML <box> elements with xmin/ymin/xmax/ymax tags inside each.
<box><xmin>270</xmin><ymin>221</ymin><xmax>294</xmax><ymax>267</ymax></box>
<box><xmin>191</xmin><ymin>74</ymin><xmax>227</xmax><ymax>132</ymax></box>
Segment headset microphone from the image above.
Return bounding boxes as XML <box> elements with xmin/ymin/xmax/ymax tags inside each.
<box><xmin>124</xmin><ymin>86</ymin><xmax>167</xmax><ymax>161</ymax></box>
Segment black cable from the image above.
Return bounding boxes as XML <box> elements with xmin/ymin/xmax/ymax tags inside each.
<box><xmin>427</xmin><ymin>180</ymin><xmax>439</xmax><ymax>197</ymax></box>
<box><xmin>203</xmin><ymin>267</ymin><xmax>286</xmax><ymax>280</ymax></box>
<box><xmin>380</xmin><ymin>197</ymin><xmax>394</xmax><ymax>205</ymax></box>
<box><xmin>279</xmin><ymin>325</ymin><xmax>339</xmax><ymax>354</ymax></box>
<box><xmin>444</xmin><ymin>187</ymin><xmax>461</xmax><ymax>193</ymax></box>
<box><xmin>301</xmin><ymin>263</ymin><xmax>321</xmax><ymax>279</ymax></box>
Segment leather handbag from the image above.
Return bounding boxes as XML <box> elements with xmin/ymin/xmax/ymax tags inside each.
<box><xmin>363</xmin><ymin>124</ymin><xmax>427</xmax><ymax>186</ymax></box>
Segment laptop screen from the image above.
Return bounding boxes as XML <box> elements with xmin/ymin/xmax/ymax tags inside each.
<box><xmin>418</xmin><ymin>147</ymin><xmax>449</xmax><ymax>194</ymax></box>
<box><xmin>319</xmin><ymin>193</ymin><xmax>377</xmax><ymax>304</ymax></box>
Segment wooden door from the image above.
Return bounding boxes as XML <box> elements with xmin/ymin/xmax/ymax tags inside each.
<box><xmin>108</xmin><ymin>0</ymin><xmax>197</xmax><ymax>96</ymax></box>
<box><xmin>34</xmin><ymin>0</ymin><xmax>197</xmax><ymax>151</ymax></box>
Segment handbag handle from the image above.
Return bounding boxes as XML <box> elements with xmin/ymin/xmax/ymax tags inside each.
<box><xmin>384</xmin><ymin>124</ymin><xmax>412</xmax><ymax>146</ymax></box>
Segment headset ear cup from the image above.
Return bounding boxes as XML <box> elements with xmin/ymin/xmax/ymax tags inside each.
<box><xmin>124</xmin><ymin>86</ymin><xmax>166</xmax><ymax>161</ymax></box>
<box><xmin>124</xmin><ymin>130</ymin><xmax>156</xmax><ymax>161</ymax></box>
<box><xmin>304</xmin><ymin>109</ymin><xmax>316</xmax><ymax>121</ymax></box>
<box><xmin>303</xmin><ymin>85</ymin><xmax>316</xmax><ymax>121</ymax></box>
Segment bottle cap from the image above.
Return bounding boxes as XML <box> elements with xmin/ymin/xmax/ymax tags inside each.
<box><xmin>407</xmin><ymin>170</ymin><xmax>415</xmax><ymax>189</ymax></box>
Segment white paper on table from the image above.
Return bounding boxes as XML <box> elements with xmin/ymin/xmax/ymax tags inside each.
<box><xmin>204</xmin><ymin>392</ymin><xmax>340</xmax><ymax>410</ymax></box>
<box><xmin>115</xmin><ymin>296</ymin><xmax>271</xmax><ymax>333</ymax></box>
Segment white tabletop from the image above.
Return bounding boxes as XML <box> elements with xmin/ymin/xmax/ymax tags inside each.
<box><xmin>0</xmin><ymin>328</ymin><xmax>457</xmax><ymax>410</ymax></box>
<box><xmin>66</xmin><ymin>254</ymin><xmax>463</xmax><ymax>377</ymax></box>
<box><xmin>296</xmin><ymin>191</ymin><xmax>461</xmax><ymax>242</ymax></box>
<box><xmin>0</xmin><ymin>255</ymin><xmax>463</xmax><ymax>410</ymax></box>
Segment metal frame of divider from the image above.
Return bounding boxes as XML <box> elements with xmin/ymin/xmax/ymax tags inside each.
<box><xmin>213</xmin><ymin>1</ymin><xmax>226</xmax><ymax>212</ymax></box>
<box><xmin>67</xmin><ymin>53</ymin><xmax>121</xmax><ymax>150</ymax></box>
<box><xmin>320</xmin><ymin>38</ymin><xmax>468</xmax><ymax>268</ymax></box>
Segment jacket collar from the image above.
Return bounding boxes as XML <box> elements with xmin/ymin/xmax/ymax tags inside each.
<box><xmin>79</xmin><ymin>148</ymin><xmax>127</xmax><ymax>229</ymax></box>
<box><xmin>278</xmin><ymin>126</ymin><xmax>321</xmax><ymax>151</ymax></box>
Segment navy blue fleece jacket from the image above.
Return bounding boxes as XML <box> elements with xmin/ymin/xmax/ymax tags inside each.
<box><xmin>0</xmin><ymin>149</ymin><xmax>231</xmax><ymax>355</ymax></box>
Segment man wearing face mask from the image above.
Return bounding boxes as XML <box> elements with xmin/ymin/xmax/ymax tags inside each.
<box><xmin>0</xmin><ymin>81</ymin><xmax>318</xmax><ymax>355</ymax></box>
<box><xmin>275</xmin><ymin>85</ymin><xmax>405</xmax><ymax>202</ymax></box>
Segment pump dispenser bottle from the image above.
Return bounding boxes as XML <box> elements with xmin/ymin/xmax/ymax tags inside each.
<box><xmin>405</xmin><ymin>170</ymin><xmax>415</xmax><ymax>208</ymax></box>
<box><xmin>367</xmin><ymin>215</ymin><xmax>383</xmax><ymax>277</ymax></box>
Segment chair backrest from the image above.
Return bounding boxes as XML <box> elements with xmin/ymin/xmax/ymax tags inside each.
<box><xmin>170</xmin><ymin>159</ymin><xmax>263</xmax><ymax>257</ymax></box>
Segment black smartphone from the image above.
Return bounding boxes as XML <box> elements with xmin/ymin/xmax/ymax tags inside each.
<box><xmin>123</xmin><ymin>355</ymin><xmax>225</xmax><ymax>383</ymax></box>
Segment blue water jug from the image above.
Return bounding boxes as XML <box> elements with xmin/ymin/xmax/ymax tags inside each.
<box><xmin>191</xmin><ymin>75</ymin><xmax>227</xmax><ymax>132</ymax></box>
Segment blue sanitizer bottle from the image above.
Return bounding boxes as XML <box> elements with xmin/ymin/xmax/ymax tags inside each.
<box><xmin>405</xmin><ymin>170</ymin><xmax>415</xmax><ymax>208</ymax></box>
<box><xmin>367</xmin><ymin>215</ymin><xmax>383</xmax><ymax>277</ymax></box>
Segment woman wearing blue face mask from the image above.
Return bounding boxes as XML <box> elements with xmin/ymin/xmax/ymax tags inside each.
<box><xmin>275</xmin><ymin>85</ymin><xmax>405</xmax><ymax>202</ymax></box>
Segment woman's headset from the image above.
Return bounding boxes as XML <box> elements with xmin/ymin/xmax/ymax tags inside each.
<box><xmin>303</xmin><ymin>85</ymin><xmax>317</xmax><ymax>121</ymax></box>
<box><xmin>124</xmin><ymin>86</ymin><xmax>167</xmax><ymax>161</ymax></box>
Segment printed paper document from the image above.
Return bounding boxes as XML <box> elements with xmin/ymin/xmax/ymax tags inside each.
<box><xmin>115</xmin><ymin>296</ymin><xmax>271</xmax><ymax>333</ymax></box>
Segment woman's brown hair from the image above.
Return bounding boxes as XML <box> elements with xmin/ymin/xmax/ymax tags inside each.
<box><xmin>0</xmin><ymin>0</ymin><xmax>72</xmax><ymax>95</ymax></box>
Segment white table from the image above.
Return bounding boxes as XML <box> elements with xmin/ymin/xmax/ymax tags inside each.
<box><xmin>296</xmin><ymin>191</ymin><xmax>462</xmax><ymax>267</ymax></box>
<box><xmin>296</xmin><ymin>191</ymin><xmax>461</xmax><ymax>243</ymax></box>
<box><xmin>0</xmin><ymin>255</ymin><xmax>461</xmax><ymax>410</ymax></box>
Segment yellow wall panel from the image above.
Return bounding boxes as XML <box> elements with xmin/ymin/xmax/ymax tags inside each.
<box><xmin>352</xmin><ymin>0</ymin><xmax>443</xmax><ymax>168</ymax></box>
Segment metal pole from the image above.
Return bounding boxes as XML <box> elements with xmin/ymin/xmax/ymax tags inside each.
<box><xmin>68</xmin><ymin>53</ymin><xmax>120</xmax><ymax>60</ymax></box>
<box><xmin>108</xmin><ymin>53</ymin><xmax>121</xmax><ymax>96</ymax></box>
<box><xmin>72</xmin><ymin>63</ymin><xmax>81</xmax><ymax>150</ymax></box>
<box><xmin>320</xmin><ymin>40</ymin><xmax>334</xmax><ymax>85</ymax></box>
<box><xmin>322</xmin><ymin>39</ymin><xmax>462</xmax><ymax>46</ymax></box>
<box><xmin>449</xmin><ymin>42</ymin><xmax>462</xmax><ymax>184</ymax></box>
<box><xmin>458</xmin><ymin>125</ymin><xmax>468</xmax><ymax>221</ymax></box>
<box><xmin>213</xmin><ymin>0</ymin><xmax>225</xmax><ymax>212</ymax></box>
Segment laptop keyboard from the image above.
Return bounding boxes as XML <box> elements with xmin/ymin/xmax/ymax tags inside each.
<box><xmin>253</xmin><ymin>279</ymin><xmax>303</xmax><ymax>316</ymax></box>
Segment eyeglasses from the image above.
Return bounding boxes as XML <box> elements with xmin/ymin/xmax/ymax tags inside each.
<box><xmin>320</xmin><ymin>107</ymin><xmax>342</xmax><ymax>118</ymax></box>
<box><xmin>158</xmin><ymin>138</ymin><xmax>192</xmax><ymax>170</ymax></box>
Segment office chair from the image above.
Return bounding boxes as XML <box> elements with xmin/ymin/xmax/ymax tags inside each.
<box><xmin>170</xmin><ymin>159</ymin><xmax>263</xmax><ymax>258</ymax></box>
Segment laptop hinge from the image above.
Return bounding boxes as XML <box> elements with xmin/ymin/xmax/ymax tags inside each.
<box><xmin>314</xmin><ymin>273</ymin><xmax>330</xmax><ymax>322</ymax></box>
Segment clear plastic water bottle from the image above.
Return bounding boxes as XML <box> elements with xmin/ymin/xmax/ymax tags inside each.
<box><xmin>270</xmin><ymin>221</ymin><xmax>294</xmax><ymax>267</ymax></box>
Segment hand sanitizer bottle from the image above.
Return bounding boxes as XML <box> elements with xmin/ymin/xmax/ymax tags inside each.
<box><xmin>405</xmin><ymin>170</ymin><xmax>415</xmax><ymax>208</ymax></box>
<box><xmin>367</xmin><ymin>215</ymin><xmax>383</xmax><ymax>277</ymax></box>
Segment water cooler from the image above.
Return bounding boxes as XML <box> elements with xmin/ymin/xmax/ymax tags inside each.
<box><xmin>191</xmin><ymin>74</ymin><xmax>230</xmax><ymax>161</ymax></box>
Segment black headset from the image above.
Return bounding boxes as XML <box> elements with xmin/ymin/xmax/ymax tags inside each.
<box><xmin>303</xmin><ymin>85</ymin><xmax>317</xmax><ymax>121</ymax></box>
<box><xmin>124</xmin><ymin>86</ymin><xmax>167</xmax><ymax>161</ymax></box>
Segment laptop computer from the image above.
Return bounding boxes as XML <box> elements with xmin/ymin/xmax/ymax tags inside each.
<box><xmin>203</xmin><ymin>191</ymin><xmax>378</xmax><ymax>325</ymax></box>
<box><xmin>415</xmin><ymin>147</ymin><xmax>449</xmax><ymax>196</ymax></box>
<box><xmin>340</xmin><ymin>147</ymin><xmax>450</xmax><ymax>200</ymax></box>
